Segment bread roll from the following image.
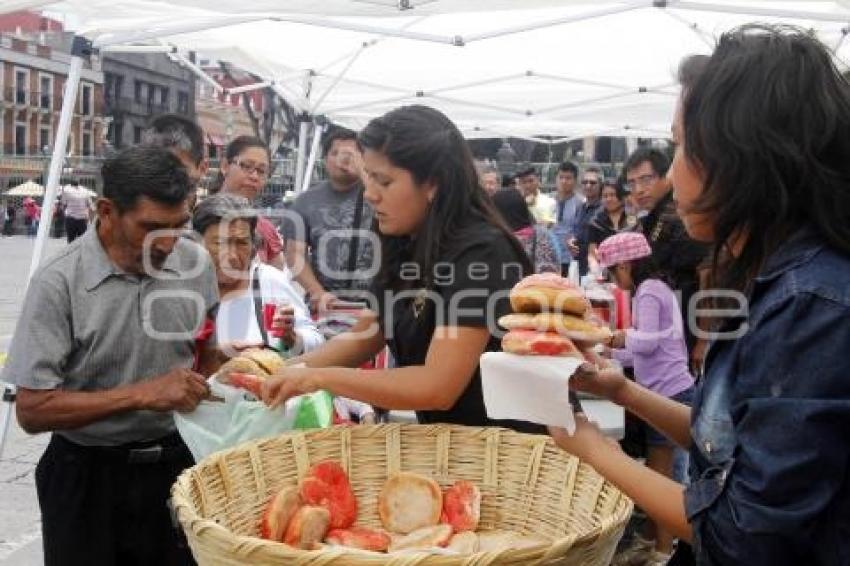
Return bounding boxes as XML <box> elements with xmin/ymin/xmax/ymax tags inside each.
<box><xmin>284</xmin><ymin>505</ymin><xmax>331</xmax><ymax>550</ymax></box>
<box><xmin>259</xmin><ymin>487</ymin><xmax>301</xmax><ymax>542</ymax></box>
<box><xmin>242</xmin><ymin>348</ymin><xmax>286</xmax><ymax>374</ymax></box>
<box><xmin>300</xmin><ymin>461</ymin><xmax>358</xmax><ymax>530</ymax></box>
<box><xmin>498</xmin><ymin>313</ymin><xmax>612</xmax><ymax>344</ymax></box>
<box><xmin>217</xmin><ymin>356</ymin><xmax>269</xmax><ymax>384</ymax></box>
<box><xmin>510</xmin><ymin>287</ymin><xmax>589</xmax><ymax>316</ymax></box>
<box><xmin>501</xmin><ymin>329</ymin><xmax>583</xmax><ymax>358</ymax></box>
<box><xmin>441</xmin><ymin>480</ymin><xmax>481</xmax><ymax>533</ymax></box>
<box><xmin>378</xmin><ymin>472</ymin><xmax>442</xmax><ymax>534</ymax></box>
<box><xmin>388</xmin><ymin>524</ymin><xmax>452</xmax><ymax>552</ymax></box>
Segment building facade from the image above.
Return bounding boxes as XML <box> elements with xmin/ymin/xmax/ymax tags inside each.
<box><xmin>102</xmin><ymin>52</ymin><xmax>196</xmax><ymax>150</ymax></box>
<box><xmin>0</xmin><ymin>30</ymin><xmax>105</xmax><ymax>157</ymax></box>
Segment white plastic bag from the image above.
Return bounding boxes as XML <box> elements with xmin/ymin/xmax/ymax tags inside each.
<box><xmin>174</xmin><ymin>376</ymin><xmax>333</xmax><ymax>462</ymax></box>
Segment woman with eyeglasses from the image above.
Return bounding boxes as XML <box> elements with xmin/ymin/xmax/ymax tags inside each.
<box><xmin>218</xmin><ymin>136</ymin><xmax>286</xmax><ymax>270</ymax></box>
<box><xmin>548</xmin><ymin>26</ymin><xmax>850</xmax><ymax>565</ymax></box>
<box><xmin>587</xmin><ymin>179</ymin><xmax>637</xmax><ymax>275</ymax></box>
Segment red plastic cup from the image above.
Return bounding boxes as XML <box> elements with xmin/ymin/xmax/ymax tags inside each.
<box><xmin>263</xmin><ymin>302</ymin><xmax>286</xmax><ymax>338</ymax></box>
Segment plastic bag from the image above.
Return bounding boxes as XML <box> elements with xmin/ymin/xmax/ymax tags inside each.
<box><xmin>174</xmin><ymin>376</ymin><xmax>334</xmax><ymax>462</ymax></box>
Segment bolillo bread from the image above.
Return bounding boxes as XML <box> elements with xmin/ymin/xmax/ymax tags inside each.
<box><xmin>378</xmin><ymin>472</ymin><xmax>443</xmax><ymax>534</ymax></box>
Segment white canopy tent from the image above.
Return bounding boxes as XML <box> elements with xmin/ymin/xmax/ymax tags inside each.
<box><xmin>3</xmin><ymin>0</ymin><xmax>850</xmax><ymax>277</ymax></box>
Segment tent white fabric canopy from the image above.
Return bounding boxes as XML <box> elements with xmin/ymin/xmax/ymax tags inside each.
<box><xmin>4</xmin><ymin>0</ymin><xmax>850</xmax><ymax>279</ymax></box>
<box><xmin>7</xmin><ymin>1</ymin><xmax>850</xmax><ymax>141</ymax></box>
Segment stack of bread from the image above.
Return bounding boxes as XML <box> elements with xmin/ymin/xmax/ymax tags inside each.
<box><xmin>215</xmin><ymin>348</ymin><xmax>285</xmax><ymax>397</ymax></box>
<box><xmin>499</xmin><ymin>273</ymin><xmax>612</xmax><ymax>356</ymax></box>
<box><xmin>260</xmin><ymin>463</ymin><xmax>546</xmax><ymax>555</ymax></box>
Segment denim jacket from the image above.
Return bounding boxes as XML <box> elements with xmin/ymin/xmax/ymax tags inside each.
<box><xmin>685</xmin><ymin>227</ymin><xmax>850</xmax><ymax>565</ymax></box>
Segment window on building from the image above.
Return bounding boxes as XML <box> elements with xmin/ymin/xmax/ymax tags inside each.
<box><xmin>15</xmin><ymin>70</ymin><xmax>28</xmax><ymax>105</ymax></box>
<box><xmin>178</xmin><ymin>91</ymin><xmax>189</xmax><ymax>114</ymax></box>
<box><xmin>114</xmin><ymin>75</ymin><xmax>124</xmax><ymax>99</ymax></box>
<box><xmin>147</xmin><ymin>84</ymin><xmax>156</xmax><ymax>109</ymax></box>
<box><xmin>39</xmin><ymin>127</ymin><xmax>50</xmax><ymax>152</ymax></box>
<box><xmin>112</xmin><ymin>122</ymin><xmax>123</xmax><ymax>148</ymax></box>
<box><xmin>39</xmin><ymin>75</ymin><xmax>51</xmax><ymax>109</ymax></box>
<box><xmin>160</xmin><ymin>87</ymin><xmax>169</xmax><ymax>107</ymax></box>
<box><xmin>134</xmin><ymin>80</ymin><xmax>142</xmax><ymax>102</ymax></box>
<box><xmin>82</xmin><ymin>132</ymin><xmax>92</xmax><ymax>156</ymax></box>
<box><xmin>81</xmin><ymin>84</ymin><xmax>93</xmax><ymax>115</ymax></box>
<box><xmin>133</xmin><ymin>126</ymin><xmax>142</xmax><ymax>144</ymax></box>
<box><xmin>15</xmin><ymin>124</ymin><xmax>27</xmax><ymax>155</ymax></box>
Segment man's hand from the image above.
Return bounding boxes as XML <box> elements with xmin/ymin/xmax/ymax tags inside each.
<box><xmin>134</xmin><ymin>368</ymin><xmax>209</xmax><ymax>413</ymax></box>
<box><xmin>567</xmin><ymin>237</ymin><xmax>580</xmax><ymax>257</ymax></box>
<box><xmin>309</xmin><ymin>290</ymin><xmax>340</xmax><ymax>315</ymax></box>
<box><xmin>271</xmin><ymin>304</ymin><xmax>296</xmax><ymax>347</ymax></box>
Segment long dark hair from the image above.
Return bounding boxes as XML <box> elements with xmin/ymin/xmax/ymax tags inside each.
<box><xmin>210</xmin><ymin>136</ymin><xmax>271</xmax><ymax>194</ymax></box>
<box><xmin>358</xmin><ymin>105</ymin><xmax>531</xmax><ymax>289</ymax></box>
<box><xmin>629</xmin><ymin>255</ymin><xmax>672</xmax><ymax>292</ymax></box>
<box><xmin>491</xmin><ymin>188</ymin><xmax>534</xmax><ymax>231</ymax></box>
<box><xmin>679</xmin><ymin>25</ymin><xmax>850</xmax><ymax>293</ymax></box>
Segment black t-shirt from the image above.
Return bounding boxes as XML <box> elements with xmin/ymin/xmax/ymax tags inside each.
<box><xmin>373</xmin><ymin>222</ymin><xmax>543</xmax><ymax>433</ymax></box>
<box><xmin>587</xmin><ymin>209</ymin><xmax>637</xmax><ymax>246</ymax></box>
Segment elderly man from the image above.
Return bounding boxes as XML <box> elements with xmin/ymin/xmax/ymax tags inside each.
<box><xmin>2</xmin><ymin>146</ymin><xmax>218</xmax><ymax>565</ymax></box>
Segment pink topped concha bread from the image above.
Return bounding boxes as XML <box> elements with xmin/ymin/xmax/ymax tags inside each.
<box><xmin>510</xmin><ymin>273</ymin><xmax>589</xmax><ymax>315</ymax></box>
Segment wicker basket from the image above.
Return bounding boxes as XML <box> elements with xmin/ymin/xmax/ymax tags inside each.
<box><xmin>171</xmin><ymin>424</ymin><xmax>632</xmax><ymax>565</ymax></box>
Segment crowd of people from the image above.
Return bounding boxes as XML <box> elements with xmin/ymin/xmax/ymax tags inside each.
<box><xmin>0</xmin><ymin>23</ymin><xmax>848</xmax><ymax>566</ymax></box>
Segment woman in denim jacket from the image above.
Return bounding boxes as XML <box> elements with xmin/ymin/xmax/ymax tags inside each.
<box><xmin>549</xmin><ymin>25</ymin><xmax>850</xmax><ymax>566</ymax></box>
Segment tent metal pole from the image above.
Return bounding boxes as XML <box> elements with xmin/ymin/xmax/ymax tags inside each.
<box><xmin>427</xmin><ymin>72</ymin><xmax>528</xmax><ymax>95</ymax></box>
<box><xmin>94</xmin><ymin>13</ymin><xmax>457</xmax><ymax>50</ymax></box>
<box><xmin>529</xmin><ymin>72</ymin><xmax>644</xmax><ymax>92</ymax></box>
<box><xmin>294</xmin><ymin>120</ymin><xmax>310</xmax><ymax>194</ymax></box>
<box><xmin>93</xmin><ymin>15</ymin><xmax>269</xmax><ymax>48</ymax></box>
<box><xmin>670</xmin><ymin>1</ymin><xmax>850</xmax><ymax>23</ymax></box>
<box><xmin>310</xmin><ymin>45</ymin><xmax>371</xmax><ymax>114</ymax></box>
<box><xmin>317</xmin><ymin>16</ymin><xmax>427</xmax><ymax>74</ymax></box>
<box><xmin>227</xmin><ymin>81</ymin><xmax>272</xmax><ymax>95</ymax></box>
<box><xmin>463</xmin><ymin>0</ymin><xmax>649</xmax><ymax>43</ymax></box>
<box><xmin>28</xmin><ymin>37</ymin><xmax>88</xmax><ymax>283</ymax></box>
<box><xmin>101</xmin><ymin>44</ymin><xmax>178</xmax><ymax>54</ymax></box>
<box><xmin>535</xmin><ymin>82</ymin><xmax>678</xmax><ymax>116</ymax></box>
<box><xmin>0</xmin><ymin>385</ymin><xmax>15</xmax><ymax>460</ymax></box>
<box><xmin>427</xmin><ymin>93</ymin><xmax>529</xmax><ymax>116</ymax></box>
<box><xmin>170</xmin><ymin>52</ymin><xmax>223</xmax><ymax>93</ymax></box>
<box><xmin>323</xmin><ymin>93</ymin><xmax>413</xmax><ymax>115</ymax></box>
<box><xmin>271</xmin><ymin>83</ymin><xmax>308</xmax><ymax>114</ymax></box>
<box><xmin>658</xmin><ymin>8</ymin><xmax>715</xmax><ymax>48</ymax></box>
<box><xmin>300</xmin><ymin>123</ymin><xmax>325</xmax><ymax>193</ymax></box>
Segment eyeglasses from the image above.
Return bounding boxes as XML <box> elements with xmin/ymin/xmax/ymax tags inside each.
<box><xmin>625</xmin><ymin>173</ymin><xmax>658</xmax><ymax>191</ymax></box>
<box><xmin>233</xmin><ymin>160</ymin><xmax>269</xmax><ymax>178</ymax></box>
<box><xmin>581</xmin><ymin>179</ymin><xmax>600</xmax><ymax>186</ymax></box>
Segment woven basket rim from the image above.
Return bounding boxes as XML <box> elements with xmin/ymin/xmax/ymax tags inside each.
<box><xmin>171</xmin><ymin>423</ymin><xmax>633</xmax><ymax>564</ymax></box>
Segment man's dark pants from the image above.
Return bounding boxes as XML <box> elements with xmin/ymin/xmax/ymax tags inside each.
<box><xmin>35</xmin><ymin>433</ymin><xmax>196</xmax><ymax>566</ymax></box>
<box><xmin>65</xmin><ymin>218</ymin><xmax>88</xmax><ymax>243</ymax></box>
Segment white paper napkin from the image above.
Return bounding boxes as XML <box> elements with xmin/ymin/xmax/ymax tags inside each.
<box><xmin>480</xmin><ymin>352</ymin><xmax>583</xmax><ymax>433</ymax></box>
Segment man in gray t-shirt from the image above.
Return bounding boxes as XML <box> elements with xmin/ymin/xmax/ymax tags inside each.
<box><xmin>2</xmin><ymin>146</ymin><xmax>218</xmax><ymax>565</ymax></box>
<box><xmin>284</xmin><ymin>128</ymin><xmax>374</xmax><ymax>311</ymax></box>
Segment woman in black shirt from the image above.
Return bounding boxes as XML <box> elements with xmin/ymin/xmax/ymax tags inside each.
<box><xmin>587</xmin><ymin>179</ymin><xmax>636</xmax><ymax>274</ymax></box>
<box><xmin>262</xmin><ymin>105</ymin><xmax>538</xmax><ymax>431</ymax></box>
